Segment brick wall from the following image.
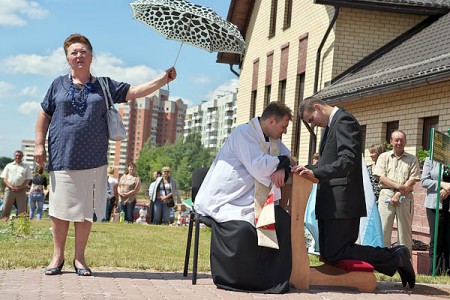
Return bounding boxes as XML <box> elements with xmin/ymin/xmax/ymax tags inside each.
<box><xmin>236</xmin><ymin>2</ymin><xmax>426</xmax><ymax>164</ymax></box>
<box><xmin>237</xmin><ymin>1</ymin><xmax>333</xmax><ymax>126</ymax></box>
<box><xmin>412</xmin><ymin>180</ymin><xmax>429</xmax><ymax>242</ymax></box>
<box><xmin>333</xmin><ymin>8</ymin><xmax>425</xmax><ymax>77</ymax></box>
<box><xmin>342</xmin><ymin>81</ymin><xmax>450</xmax><ymax>246</ymax></box>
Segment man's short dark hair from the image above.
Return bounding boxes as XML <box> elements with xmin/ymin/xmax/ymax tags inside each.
<box><xmin>298</xmin><ymin>96</ymin><xmax>326</xmax><ymax>120</ymax></box>
<box><xmin>261</xmin><ymin>101</ymin><xmax>293</xmax><ymax>122</ymax></box>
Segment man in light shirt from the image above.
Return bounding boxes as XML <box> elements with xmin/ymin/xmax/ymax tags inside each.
<box><xmin>1</xmin><ymin>150</ymin><xmax>32</xmax><ymax>219</ymax></box>
<box><xmin>373</xmin><ymin>130</ymin><xmax>421</xmax><ymax>254</ymax></box>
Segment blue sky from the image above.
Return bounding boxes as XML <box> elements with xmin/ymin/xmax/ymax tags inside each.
<box><xmin>0</xmin><ymin>0</ymin><xmax>239</xmax><ymax>158</ymax></box>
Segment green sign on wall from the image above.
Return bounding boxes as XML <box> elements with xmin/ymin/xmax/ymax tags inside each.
<box><xmin>430</xmin><ymin>128</ymin><xmax>450</xmax><ymax>166</ymax></box>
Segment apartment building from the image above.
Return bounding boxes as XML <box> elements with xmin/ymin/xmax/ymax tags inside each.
<box><xmin>20</xmin><ymin>139</ymin><xmax>46</xmax><ymax>171</ymax></box>
<box><xmin>184</xmin><ymin>91</ymin><xmax>237</xmax><ymax>151</ymax></box>
<box><xmin>110</xmin><ymin>89</ymin><xmax>187</xmax><ymax>176</ymax></box>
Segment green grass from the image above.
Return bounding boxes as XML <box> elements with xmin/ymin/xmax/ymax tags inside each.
<box><xmin>0</xmin><ymin>216</ymin><xmax>449</xmax><ymax>286</ymax></box>
<box><xmin>0</xmin><ymin>217</ymin><xmax>211</xmax><ymax>272</ymax></box>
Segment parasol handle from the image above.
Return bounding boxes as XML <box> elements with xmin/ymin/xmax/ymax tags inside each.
<box><xmin>167</xmin><ymin>42</ymin><xmax>184</xmax><ymax>91</ymax></box>
<box><xmin>174</xmin><ymin>42</ymin><xmax>184</xmax><ymax>67</ymax></box>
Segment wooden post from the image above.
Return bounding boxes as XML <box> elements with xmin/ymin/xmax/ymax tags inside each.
<box><xmin>289</xmin><ymin>173</ymin><xmax>318</xmax><ymax>289</ymax></box>
<box><xmin>288</xmin><ymin>173</ymin><xmax>377</xmax><ymax>292</ymax></box>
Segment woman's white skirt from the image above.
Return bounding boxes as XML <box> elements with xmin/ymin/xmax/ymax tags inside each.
<box><xmin>49</xmin><ymin>165</ymin><xmax>107</xmax><ymax>222</ymax></box>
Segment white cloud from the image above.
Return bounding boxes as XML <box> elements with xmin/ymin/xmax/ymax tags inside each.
<box><xmin>191</xmin><ymin>75</ymin><xmax>211</xmax><ymax>84</ymax></box>
<box><xmin>207</xmin><ymin>78</ymin><xmax>239</xmax><ymax>101</ymax></box>
<box><xmin>20</xmin><ymin>85</ymin><xmax>39</xmax><ymax>97</ymax></box>
<box><xmin>17</xmin><ymin>101</ymin><xmax>41</xmax><ymax>115</ymax></box>
<box><xmin>0</xmin><ymin>50</ymin><xmax>161</xmax><ymax>86</ymax></box>
<box><xmin>170</xmin><ymin>95</ymin><xmax>194</xmax><ymax>107</ymax></box>
<box><xmin>0</xmin><ymin>81</ymin><xmax>14</xmax><ymax>98</ymax></box>
<box><xmin>0</xmin><ymin>0</ymin><xmax>49</xmax><ymax>27</ymax></box>
<box><xmin>0</xmin><ymin>48</ymin><xmax>66</xmax><ymax>76</ymax></box>
<box><xmin>92</xmin><ymin>53</ymin><xmax>160</xmax><ymax>86</ymax></box>
<box><xmin>172</xmin><ymin>79</ymin><xmax>239</xmax><ymax>108</ymax></box>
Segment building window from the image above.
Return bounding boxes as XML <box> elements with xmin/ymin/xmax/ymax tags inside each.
<box><xmin>291</xmin><ymin>73</ymin><xmax>305</xmax><ymax>158</ymax></box>
<box><xmin>252</xmin><ymin>58</ymin><xmax>259</xmax><ymax>91</ymax></box>
<box><xmin>264</xmin><ymin>85</ymin><xmax>271</xmax><ymax>107</ymax></box>
<box><xmin>360</xmin><ymin>125</ymin><xmax>367</xmax><ymax>153</ymax></box>
<box><xmin>266</xmin><ymin>51</ymin><xmax>274</xmax><ymax>87</ymax></box>
<box><xmin>250</xmin><ymin>90</ymin><xmax>257</xmax><ymax>119</ymax></box>
<box><xmin>279</xmin><ymin>44</ymin><xmax>289</xmax><ymax>81</ymax></box>
<box><xmin>385</xmin><ymin>121</ymin><xmax>399</xmax><ymax>144</ymax></box>
<box><xmin>283</xmin><ymin>0</ymin><xmax>292</xmax><ymax>29</ymax></box>
<box><xmin>278</xmin><ymin>80</ymin><xmax>286</xmax><ymax>103</ymax></box>
<box><xmin>297</xmin><ymin>34</ymin><xmax>308</xmax><ymax>74</ymax></box>
<box><xmin>269</xmin><ymin>0</ymin><xmax>278</xmax><ymax>38</ymax></box>
<box><xmin>422</xmin><ymin>116</ymin><xmax>439</xmax><ymax>151</ymax></box>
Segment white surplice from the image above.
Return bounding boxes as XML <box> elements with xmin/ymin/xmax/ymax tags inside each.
<box><xmin>194</xmin><ymin>117</ymin><xmax>290</xmax><ymax>226</ymax></box>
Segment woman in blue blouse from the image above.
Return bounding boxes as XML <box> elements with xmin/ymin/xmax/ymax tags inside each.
<box><xmin>34</xmin><ymin>34</ymin><xmax>176</xmax><ymax>276</ymax></box>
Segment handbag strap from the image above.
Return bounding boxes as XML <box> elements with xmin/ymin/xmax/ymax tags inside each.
<box><xmin>98</xmin><ymin>77</ymin><xmax>114</xmax><ymax>110</ymax></box>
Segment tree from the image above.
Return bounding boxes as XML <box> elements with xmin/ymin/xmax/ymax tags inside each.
<box><xmin>0</xmin><ymin>157</ymin><xmax>13</xmax><ymax>170</ymax></box>
<box><xmin>0</xmin><ymin>157</ymin><xmax>13</xmax><ymax>194</ymax></box>
<box><xmin>136</xmin><ymin>132</ymin><xmax>213</xmax><ymax>195</ymax></box>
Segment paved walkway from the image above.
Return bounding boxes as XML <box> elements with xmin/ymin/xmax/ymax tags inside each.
<box><xmin>1</xmin><ymin>268</ymin><xmax>449</xmax><ymax>300</ymax></box>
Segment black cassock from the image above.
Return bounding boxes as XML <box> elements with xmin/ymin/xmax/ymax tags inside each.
<box><xmin>209</xmin><ymin>205</ymin><xmax>292</xmax><ymax>294</ymax></box>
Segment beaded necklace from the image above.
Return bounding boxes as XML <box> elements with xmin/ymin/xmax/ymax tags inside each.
<box><xmin>69</xmin><ymin>74</ymin><xmax>94</xmax><ymax>112</ymax></box>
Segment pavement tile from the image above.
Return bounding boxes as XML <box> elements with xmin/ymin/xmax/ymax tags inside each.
<box><xmin>0</xmin><ymin>269</ymin><xmax>449</xmax><ymax>300</ymax></box>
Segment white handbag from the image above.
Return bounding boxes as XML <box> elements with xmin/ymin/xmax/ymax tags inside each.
<box><xmin>98</xmin><ymin>77</ymin><xmax>127</xmax><ymax>141</ymax></box>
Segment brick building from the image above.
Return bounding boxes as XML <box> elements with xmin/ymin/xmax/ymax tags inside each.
<box><xmin>217</xmin><ymin>0</ymin><xmax>450</xmax><ymax>270</ymax></box>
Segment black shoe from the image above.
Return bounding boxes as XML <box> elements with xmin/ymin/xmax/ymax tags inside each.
<box><xmin>390</xmin><ymin>245</ymin><xmax>408</xmax><ymax>286</ymax></box>
<box><xmin>73</xmin><ymin>260</ymin><xmax>92</xmax><ymax>276</ymax></box>
<box><xmin>395</xmin><ymin>245</ymin><xmax>415</xmax><ymax>288</ymax></box>
<box><xmin>44</xmin><ymin>259</ymin><xmax>64</xmax><ymax>275</ymax></box>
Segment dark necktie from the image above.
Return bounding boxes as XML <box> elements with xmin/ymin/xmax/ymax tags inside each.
<box><xmin>319</xmin><ymin>126</ymin><xmax>329</xmax><ymax>153</ymax></box>
<box><xmin>322</xmin><ymin>126</ymin><xmax>329</xmax><ymax>141</ymax></box>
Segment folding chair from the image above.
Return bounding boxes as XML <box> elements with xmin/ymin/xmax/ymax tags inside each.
<box><xmin>183</xmin><ymin>167</ymin><xmax>210</xmax><ymax>284</ymax></box>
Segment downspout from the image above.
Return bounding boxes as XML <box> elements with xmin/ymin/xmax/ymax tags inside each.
<box><xmin>229</xmin><ymin>64</ymin><xmax>240</xmax><ymax>77</ymax></box>
<box><xmin>314</xmin><ymin>6</ymin><xmax>340</xmax><ymax>93</ymax></box>
<box><xmin>307</xmin><ymin>5</ymin><xmax>340</xmax><ymax>162</ymax></box>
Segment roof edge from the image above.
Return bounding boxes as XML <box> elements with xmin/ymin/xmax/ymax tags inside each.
<box><xmin>314</xmin><ymin>0</ymin><xmax>450</xmax><ymax>15</ymax></box>
<box><xmin>323</xmin><ymin>71</ymin><xmax>450</xmax><ymax>104</ymax></box>
<box><xmin>331</xmin><ymin>14</ymin><xmax>441</xmax><ymax>84</ymax></box>
<box><xmin>217</xmin><ymin>0</ymin><xmax>255</xmax><ymax>65</ymax></box>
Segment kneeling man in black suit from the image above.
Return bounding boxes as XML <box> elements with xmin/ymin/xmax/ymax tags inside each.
<box><xmin>292</xmin><ymin>96</ymin><xmax>415</xmax><ymax>288</ymax></box>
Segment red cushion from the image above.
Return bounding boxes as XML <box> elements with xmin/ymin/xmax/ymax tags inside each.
<box><xmin>320</xmin><ymin>258</ymin><xmax>374</xmax><ymax>272</ymax></box>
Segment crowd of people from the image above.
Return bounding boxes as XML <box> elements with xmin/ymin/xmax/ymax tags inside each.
<box><xmin>0</xmin><ymin>31</ymin><xmax>448</xmax><ymax>291</ymax></box>
<box><xmin>0</xmin><ymin>157</ymin><xmax>181</xmax><ymax>226</ymax></box>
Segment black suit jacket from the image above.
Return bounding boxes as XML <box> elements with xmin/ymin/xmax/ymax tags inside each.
<box><xmin>313</xmin><ymin>108</ymin><xmax>366</xmax><ymax>220</ymax></box>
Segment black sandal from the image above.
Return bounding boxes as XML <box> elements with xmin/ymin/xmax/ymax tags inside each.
<box><xmin>44</xmin><ymin>260</ymin><xmax>64</xmax><ymax>275</ymax></box>
<box><xmin>73</xmin><ymin>260</ymin><xmax>92</xmax><ymax>276</ymax></box>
